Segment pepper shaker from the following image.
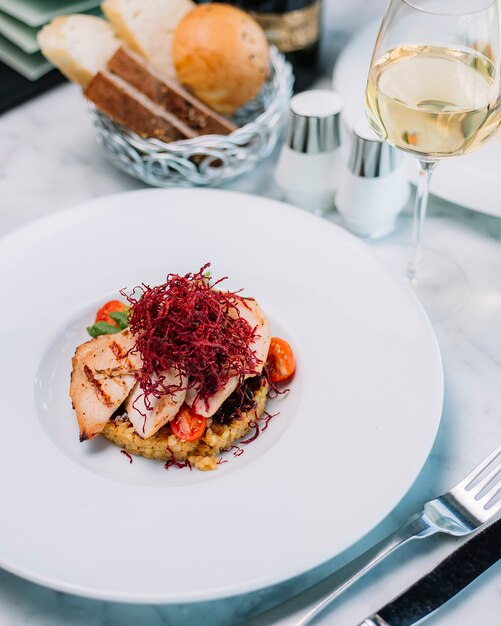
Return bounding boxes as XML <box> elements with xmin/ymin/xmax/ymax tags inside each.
<box><xmin>336</xmin><ymin>118</ymin><xmax>410</xmax><ymax>238</ymax></box>
<box><xmin>274</xmin><ymin>89</ymin><xmax>344</xmax><ymax>215</ymax></box>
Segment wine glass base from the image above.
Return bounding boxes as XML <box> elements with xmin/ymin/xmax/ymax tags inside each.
<box><xmin>374</xmin><ymin>245</ymin><xmax>469</xmax><ymax>322</ymax></box>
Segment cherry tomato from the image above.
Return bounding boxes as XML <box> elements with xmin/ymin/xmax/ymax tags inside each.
<box><xmin>170</xmin><ymin>407</ymin><xmax>207</xmax><ymax>442</ymax></box>
<box><xmin>95</xmin><ymin>300</ymin><xmax>128</xmax><ymax>325</ymax></box>
<box><xmin>267</xmin><ymin>337</ymin><xmax>295</xmax><ymax>383</ymax></box>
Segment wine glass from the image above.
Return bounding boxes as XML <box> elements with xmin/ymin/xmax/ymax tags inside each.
<box><xmin>365</xmin><ymin>0</ymin><xmax>501</xmax><ymax>320</ymax></box>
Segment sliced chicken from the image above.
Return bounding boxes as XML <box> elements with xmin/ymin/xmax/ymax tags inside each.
<box><xmin>70</xmin><ymin>339</ymin><xmax>136</xmax><ymax>441</ymax></box>
<box><xmin>125</xmin><ymin>369</ymin><xmax>188</xmax><ymax>438</ymax></box>
<box><xmin>234</xmin><ymin>297</ymin><xmax>271</xmax><ymax>368</ymax></box>
<box><xmin>186</xmin><ymin>297</ymin><xmax>271</xmax><ymax>417</ymax></box>
<box><xmin>83</xmin><ymin>328</ymin><xmax>142</xmax><ymax>380</ymax></box>
<box><xmin>185</xmin><ymin>377</ymin><xmax>240</xmax><ymax>418</ymax></box>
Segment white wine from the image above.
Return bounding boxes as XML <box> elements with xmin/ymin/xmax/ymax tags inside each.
<box><xmin>366</xmin><ymin>45</ymin><xmax>501</xmax><ymax>158</ymax></box>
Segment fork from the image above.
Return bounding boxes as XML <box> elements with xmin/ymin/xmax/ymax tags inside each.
<box><xmin>240</xmin><ymin>443</ymin><xmax>501</xmax><ymax>626</ymax></box>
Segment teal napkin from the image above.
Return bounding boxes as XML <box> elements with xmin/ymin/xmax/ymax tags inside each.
<box><xmin>0</xmin><ymin>0</ymin><xmax>101</xmax><ymax>27</ymax></box>
<box><xmin>0</xmin><ymin>31</ymin><xmax>51</xmax><ymax>79</ymax></box>
<box><xmin>0</xmin><ymin>6</ymin><xmax>102</xmax><ymax>53</ymax></box>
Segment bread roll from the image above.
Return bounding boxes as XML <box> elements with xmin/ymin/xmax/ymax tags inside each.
<box><xmin>173</xmin><ymin>3</ymin><xmax>269</xmax><ymax>115</ymax></box>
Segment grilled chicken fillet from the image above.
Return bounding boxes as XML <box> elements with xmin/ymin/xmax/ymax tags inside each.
<box><xmin>70</xmin><ymin>330</ymin><xmax>140</xmax><ymax>440</ymax></box>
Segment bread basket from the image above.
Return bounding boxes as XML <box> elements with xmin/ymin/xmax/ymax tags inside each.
<box><xmin>89</xmin><ymin>47</ymin><xmax>293</xmax><ymax>187</ymax></box>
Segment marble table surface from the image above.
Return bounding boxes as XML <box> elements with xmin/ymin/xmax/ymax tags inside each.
<box><xmin>1</xmin><ymin>1</ymin><xmax>500</xmax><ymax>625</ymax></box>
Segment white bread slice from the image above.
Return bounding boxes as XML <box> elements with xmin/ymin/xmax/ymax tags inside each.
<box><xmin>38</xmin><ymin>15</ymin><xmax>120</xmax><ymax>88</ymax></box>
<box><xmin>102</xmin><ymin>0</ymin><xmax>194</xmax><ymax>79</ymax></box>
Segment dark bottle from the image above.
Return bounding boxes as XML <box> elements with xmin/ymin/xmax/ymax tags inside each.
<box><xmin>197</xmin><ymin>0</ymin><xmax>322</xmax><ymax>92</ymax></box>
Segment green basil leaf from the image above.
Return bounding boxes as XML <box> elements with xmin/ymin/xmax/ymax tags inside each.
<box><xmin>109</xmin><ymin>310</ymin><xmax>130</xmax><ymax>329</ymax></box>
<box><xmin>87</xmin><ymin>322</ymin><xmax>123</xmax><ymax>338</ymax></box>
<box><xmin>203</xmin><ymin>270</ymin><xmax>211</xmax><ymax>286</ymax></box>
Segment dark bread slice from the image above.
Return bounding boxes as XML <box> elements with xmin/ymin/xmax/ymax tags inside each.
<box><xmin>85</xmin><ymin>69</ymin><xmax>197</xmax><ymax>142</ymax></box>
<box><xmin>107</xmin><ymin>47</ymin><xmax>237</xmax><ymax>135</ymax></box>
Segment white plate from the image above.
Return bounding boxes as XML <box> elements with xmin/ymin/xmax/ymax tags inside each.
<box><xmin>0</xmin><ymin>188</ymin><xmax>443</xmax><ymax>603</ymax></box>
<box><xmin>333</xmin><ymin>21</ymin><xmax>501</xmax><ymax>218</ymax></box>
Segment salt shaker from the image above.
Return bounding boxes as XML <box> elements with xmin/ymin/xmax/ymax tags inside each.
<box><xmin>274</xmin><ymin>90</ymin><xmax>343</xmax><ymax>215</ymax></box>
<box><xmin>336</xmin><ymin>118</ymin><xmax>410</xmax><ymax>238</ymax></box>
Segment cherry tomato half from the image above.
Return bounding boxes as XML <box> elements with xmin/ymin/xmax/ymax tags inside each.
<box><xmin>267</xmin><ymin>337</ymin><xmax>296</xmax><ymax>383</ymax></box>
<box><xmin>170</xmin><ymin>407</ymin><xmax>207</xmax><ymax>442</ymax></box>
<box><xmin>95</xmin><ymin>300</ymin><xmax>128</xmax><ymax>325</ymax></box>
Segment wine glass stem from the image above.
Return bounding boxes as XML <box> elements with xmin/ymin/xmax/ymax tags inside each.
<box><xmin>406</xmin><ymin>159</ymin><xmax>439</xmax><ymax>281</ymax></box>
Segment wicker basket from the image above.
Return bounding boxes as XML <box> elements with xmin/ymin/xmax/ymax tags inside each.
<box><xmin>89</xmin><ymin>47</ymin><xmax>293</xmax><ymax>187</ymax></box>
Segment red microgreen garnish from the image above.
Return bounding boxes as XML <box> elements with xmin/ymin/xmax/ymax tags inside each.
<box><xmin>122</xmin><ymin>263</ymin><xmax>260</xmax><ymax>407</ymax></box>
<box><xmin>219</xmin><ymin>410</ymin><xmax>279</xmax><ymax>464</ymax></box>
<box><xmin>163</xmin><ymin>446</ymin><xmax>192</xmax><ymax>470</ymax></box>
<box><xmin>164</xmin><ymin>459</ymin><xmax>193</xmax><ymax>471</ymax></box>
<box><xmin>241</xmin><ymin>419</ymin><xmax>260</xmax><ymax>444</ymax></box>
<box><xmin>263</xmin><ymin>367</ymin><xmax>290</xmax><ymax>399</ymax></box>
<box><xmin>120</xmin><ymin>450</ymin><xmax>133</xmax><ymax>464</ymax></box>
<box><xmin>258</xmin><ymin>410</ymin><xmax>279</xmax><ymax>431</ymax></box>
<box><xmin>228</xmin><ymin>445</ymin><xmax>245</xmax><ymax>457</ymax></box>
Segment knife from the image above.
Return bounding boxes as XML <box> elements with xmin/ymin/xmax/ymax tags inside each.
<box><xmin>359</xmin><ymin>517</ymin><xmax>501</xmax><ymax>626</ymax></box>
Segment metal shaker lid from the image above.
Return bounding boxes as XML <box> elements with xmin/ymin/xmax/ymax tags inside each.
<box><xmin>347</xmin><ymin>118</ymin><xmax>402</xmax><ymax>178</ymax></box>
<box><xmin>287</xmin><ymin>90</ymin><xmax>343</xmax><ymax>154</ymax></box>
